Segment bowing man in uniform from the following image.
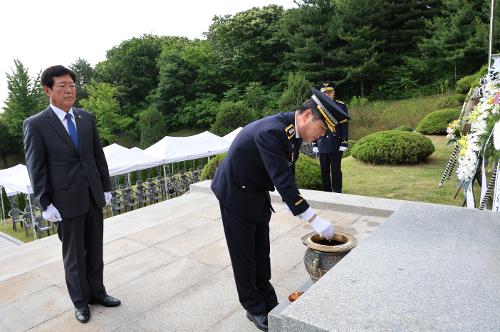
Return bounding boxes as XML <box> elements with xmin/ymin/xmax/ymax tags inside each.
<box><xmin>312</xmin><ymin>82</ymin><xmax>349</xmax><ymax>193</ymax></box>
<box><xmin>211</xmin><ymin>88</ymin><xmax>350</xmax><ymax>331</ymax></box>
<box><xmin>23</xmin><ymin>65</ymin><xmax>120</xmax><ymax>324</ymax></box>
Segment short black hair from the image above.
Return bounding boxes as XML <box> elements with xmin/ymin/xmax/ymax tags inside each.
<box><xmin>298</xmin><ymin>99</ymin><xmax>323</xmax><ymax>122</ymax></box>
<box><xmin>41</xmin><ymin>65</ymin><xmax>76</xmax><ymax>88</ymax></box>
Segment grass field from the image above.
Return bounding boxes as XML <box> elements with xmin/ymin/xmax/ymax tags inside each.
<box><xmin>343</xmin><ymin>135</ymin><xmax>465</xmax><ymax>206</ymax></box>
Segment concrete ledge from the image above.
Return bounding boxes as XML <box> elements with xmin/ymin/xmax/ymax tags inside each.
<box><xmin>191</xmin><ymin>180</ymin><xmax>404</xmax><ymax>217</ymax></box>
<box><xmin>269</xmin><ymin>202</ymin><xmax>500</xmax><ymax>331</ymax></box>
<box><xmin>0</xmin><ymin>231</ymin><xmax>24</xmax><ymax>245</ymax></box>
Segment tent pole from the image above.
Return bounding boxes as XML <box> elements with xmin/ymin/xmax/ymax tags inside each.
<box><xmin>27</xmin><ymin>192</ymin><xmax>37</xmax><ymax>240</ymax></box>
<box><xmin>163</xmin><ymin>164</ymin><xmax>169</xmax><ymax>199</ymax></box>
<box><xmin>0</xmin><ymin>186</ymin><xmax>5</xmax><ymax>226</ymax></box>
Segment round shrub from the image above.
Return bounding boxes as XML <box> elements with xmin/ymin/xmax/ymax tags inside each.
<box><xmin>200</xmin><ymin>153</ymin><xmax>227</xmax><ymax>180</ymax></box>
<box><xmin>393</xmin><ymin>125</ymin><xmax>413</xmax><ymax>132</ymax></box>
<box><xmin>416</xmin><ymin>108</ymin><xmax>460</xmax><ymax>135</ymax></box>
<box><xmin>210</xmin><ymin>101</ymin><xmax>257</xmax><ymax>136</ymax></box>
<box><xmin>201</xmin><ymin>152</ymin><xmax>322</xmax><ymax>190</ymax></box>
<box><xmin>342</xmin><ymin>139</ymin><xmax>357</xmax><ymax>158</ymax></box>
<box><xmin>351</xmin><ymin>131</ymin><xmax>435</xmax><ymax>165</ymax></box>
<box><xmin>295</xmin><ymin>154</ymin><xmax>322</xmax><ymax>190</ymax></box>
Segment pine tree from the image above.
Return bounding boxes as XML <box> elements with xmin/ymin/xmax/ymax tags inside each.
<box><xmin>70</xmin><ymin>58</ymin><xmax>95</xmax><ymax>106</ymax></box>
<box><xmin>2</xmin><ymin>59</ymin><xmax>47</xmax><ymax>149</ymax></box>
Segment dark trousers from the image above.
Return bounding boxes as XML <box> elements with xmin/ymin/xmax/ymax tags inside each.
<box><xmin>319</xmin><ymin>152</ymin><xmax>343</xmax><ymax>193</ymax></box>
<box><xmin>219</xmin><ymin>203</ymin><xmax>278</xmax><ymax>315</ymax></box>
<box><xmin>57</xmin><ymin>195</ymin><xmax>106</xmax><ymax>308</ymax></box>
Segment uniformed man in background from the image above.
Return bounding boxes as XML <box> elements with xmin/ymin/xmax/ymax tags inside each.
<box><xmin>312</xmin><ymin>82</ymin><xmax>349</xmax><ymax>193</ymax></box>
<box><xmin>211</xmin><ymin>88</ymin><xmax>349</xmax><ymax>331</ymax></box>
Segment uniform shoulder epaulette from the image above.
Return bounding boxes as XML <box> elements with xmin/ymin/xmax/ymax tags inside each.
<box><xmin>335</xmin><ymin>99</ymin><xmax>345</xmax><ymax>104</ymax></box>
<box><xmin>285</xmin><ymin>124</ymin><xmax>295</xmax><ymax>140</ymax></box>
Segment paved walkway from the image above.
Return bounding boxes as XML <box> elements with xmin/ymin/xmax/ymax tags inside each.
<box><xmin>0</xmin><ymin>188</ymin><xmax>387</xmax><ymax>331</ymax></box>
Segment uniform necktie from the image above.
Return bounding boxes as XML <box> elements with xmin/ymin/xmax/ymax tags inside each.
<box><xmin>65</xmin><ymin>113</ymin><xmax>79</xmax><ymax>148</ymax></box>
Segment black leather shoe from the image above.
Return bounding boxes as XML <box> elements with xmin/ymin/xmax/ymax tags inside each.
<box><xmin>75</xmin><ymin>306</ymin><xmax>90</xmax><ymax>323</ymax></box>
<box><xmin>89</xmin><ymin>294</ymin><xmax>121</xmax><ymax>307</ymax></box>
<box><xmin>246</xmin><ymin>311</ymin><xmax>268</xmax><ymax>331</ymax></box>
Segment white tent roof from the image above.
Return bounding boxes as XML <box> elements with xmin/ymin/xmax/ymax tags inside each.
<box><xmin>0</xmin><ymin>164</ymin><xmax>32</xmax><ymax>196</ymax></box>
<box><xmin>103</xmin><ymin>144</ymin><xmax>163</xmax><ymax>176</ymax></box>
<box><xmin>144</xmin><ymin>131</ymin><xmax>230</xmax><ymax>163</ymax></box>
<box><xmin>223</xmin><ymin>127</ymin><xmax>243</xmax><ymax>143</ymax></box>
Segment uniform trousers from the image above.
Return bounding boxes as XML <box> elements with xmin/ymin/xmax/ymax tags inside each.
<box><xmin>57</xmin><ymin>192</ymin><xmax>106</xmax><ymax>308</ymax></box>
<box><xmin>220</xmin><ymin>201</ymin><xmax>278</xmax><ymax>315</ymax></box>
<box><xmin>319</xmin><ymin>151</ymin><xmax>344</xmax><ymax>193</ymax></box>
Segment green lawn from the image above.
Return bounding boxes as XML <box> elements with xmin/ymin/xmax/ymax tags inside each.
<box><xmin>342</xmin><ymin>135</ymin><xmax>465</xmax><ymax>206</ymax></box>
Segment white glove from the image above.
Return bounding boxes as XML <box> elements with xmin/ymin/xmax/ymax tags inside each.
<box><xmin>310</xmin><ymin>216</ymin><xmax>334</xmax><ymax>239</ymax></box>
<box><xmin>42</xmin><ymin>203</ymin><xmax>62</xmax><ymax>222</ymax></box>
<box><xmin>104</xmin><ymin>192</ymin><xmax>112</xmax><ymax>206</ymax></box>
<box><xmin>339</xmin><ymin>146</ymin><xmax>348</xmax><ymax>152</ymax></box>
<box><xmin>312</xmin><ymin>147</ymin><xmax>319</xmax><ymax>154</ymax></box>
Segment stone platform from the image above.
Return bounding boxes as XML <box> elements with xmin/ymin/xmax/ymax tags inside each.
<box><xmin>0</xmin><ymin>182</ymin><xmax>389</xmax><ymax>331</ymax></box>
<box><xmin>269</xmin><ymin>202</ymin><xmax>500</xmax><ymax>331</ymax></box>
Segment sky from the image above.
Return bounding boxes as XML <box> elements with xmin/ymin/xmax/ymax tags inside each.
<box><xmin>0</xmin><ymin>0</ymin><xmax>297</xmax><ymax>110</ymax></box>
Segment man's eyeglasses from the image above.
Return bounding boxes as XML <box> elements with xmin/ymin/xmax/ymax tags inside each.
<box><xmin>54</xmin><ymin>83</ymin><xmax>76</xmax><ymax>89</ymax></box>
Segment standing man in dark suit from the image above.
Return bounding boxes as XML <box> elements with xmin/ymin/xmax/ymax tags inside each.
<box><xmin>211</xmin><ymin>88</ymin><xmax>349</xmax><ymax>331</ymax></box>
<box><xmin>312</xmin><ymin>82</ymin><xmax>349</xmax><ymax>193</ymax></box>
<box><xmin>23</xmin><ymin>65</ymin><xmax>121</xmax><ymax>323</ymax></box>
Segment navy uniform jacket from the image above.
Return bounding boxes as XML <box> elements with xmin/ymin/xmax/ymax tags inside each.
<box><xmin>313</xmin><ymin>100</ymin><xmax>349</xmax><ymax>153</ymax></box>
<box><xmin>211</xmin><ymin>112</ymin><xmax>309</xmax><ymax>221</ymax></box>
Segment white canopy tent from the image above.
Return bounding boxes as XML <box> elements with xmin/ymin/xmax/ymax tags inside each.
<box><xmin>0</xmin><ymin>164</ymin><xmax>32</xmax><ymax>225</ymax></box>
<box><xmin>103</xmin><ymin>144</ymin><xmax>163</xmax><ymax>177</ymax></box>
<box><xmin>223</xmin><ymin>127</ymin><xmax>243</xmax><ymax>143</ymax></box>
<box><xmin>0</xmin><ymin>164</ymin><xmax>32</xmax><ymax>197</ymax></box>
<box><xmin>143</xmin><ymin>131</ymin><xmax>230</xmax><ymax>163</ymax></box>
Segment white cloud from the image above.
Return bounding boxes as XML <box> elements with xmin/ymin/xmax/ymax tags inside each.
<box><xmin>0</xmin><ymin>0</ymin><xmax>296</xmax><ymax>110</ymax></box>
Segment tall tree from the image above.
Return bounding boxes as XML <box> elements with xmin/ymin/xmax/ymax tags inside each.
<box><xmin>70</xmin><ymin>58</ymin><xmax>95</xmax><ymax>106</ymax></box>
<box><xmin>207</xmin><ymin>5</ymin><xmax>289</xmax><ymax>87</ymax></box>
<box><xmin>95</xmin><ymin>34</ymin><xmax>174</xmax><ymax>112</ymax></box>
<box><xmin>80</xmin><ymin>81</ymin><xmax>133</xmax><ymax>144</ymax></box>
<box><xmin>2</xmin><ymin>60</ymin><xmax>46</xmax><ymax>149</ymax></box>
<box><xmin>153</xmin><ymin>39</ymin><xmax>223</xmax><ymax>129</ymax></box>
<box><xmin>281</xmin><ymin>0</ymin><xmax>344</xmax><ymax>84</ymax></box>
<box><xmin>138</xmin><ymin>106</ymin><xmax>167</xmax><ymax>148</ymax></box>
<box><xmin>417</xmin><ymin>0</ymin><xmax>490</xmax><ymax>82</ymax></box>
<box><xmin>279</xmin><ymin>72</ymin><xmax>312</xmax><ymax>112</ymax></box>
<box><xmin>0</xmin><ymin>119</ymin><xmax>18</xmax><ymax>167</ymax></box>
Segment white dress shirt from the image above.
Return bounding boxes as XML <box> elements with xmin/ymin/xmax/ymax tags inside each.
<box><xmin>50</xmin><ymin>104</ymin><xmax>77</xmax><ymax>133</ymax></box>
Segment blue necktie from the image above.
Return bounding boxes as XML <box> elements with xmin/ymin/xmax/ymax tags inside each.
<box><xmin>65</xmin><ymin>113</ymin><xmax>79</xmax><ymax>148</ymax></box>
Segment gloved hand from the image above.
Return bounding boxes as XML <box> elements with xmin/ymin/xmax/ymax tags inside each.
<box><xmin>104</xmin><ymin>192</ymin><xmax>112</xmax><ymax>206</ymax></box>
<box><xmin>312</xmin><ymin>147</ymin><xmax>319</xmax><ymax>154</ymax></box>
<box><xmin>339</xmin><ymin>146</ymin><xmax>348</xmax><ymax>152</ymax></box>
<box><xmin>310</xmin><ymin>215</ymin><xmax>334</xmax><ymax>239</ymax></box>
<box><xmin>42</xmin><ymin>203</ymin><xmax>62</xmax><ymax>222</ymax></box>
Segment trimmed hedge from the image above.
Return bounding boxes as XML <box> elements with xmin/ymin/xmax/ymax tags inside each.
<box><xmin>295</xmin><ymin>154</ymin><xmax>322</xmax><ymax>190</ymax></box>
<box><xmin>393</xmin><ymin>125</ymin><xmax>413</xmax><ymax>132</ymax></box>
<box><xmin>200</xmin><ymin>153</ymin><xmax>227</xmax><ymax>180</ymax></box>
<box><xmin>351</xmin><ymin>130</ymin><xmax>435</xmax><ymax>165</ymax></box>
<box><xmin>200</xmin><ymin>152</ymin><xmax>322</xmax><ymax>190</ymax></box>
<box><xmin>416</xmin><ymin>108</ymin><xmax>460</xmax><ymax>135</ymax></box>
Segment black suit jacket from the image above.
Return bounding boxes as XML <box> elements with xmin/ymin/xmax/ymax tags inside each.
<box><xmin>313</xmin><ymin>100</ymin><xmax>349</xmax><ymax>153</ymax></box>
<box><xmin>23</xmin><ymin>107</ymin><xmax>111</xmax><ymax>219</ymax></box>
<box><xmin>211</xmin><ymin>112</ymin><xmax>309</xmax><ymax>220</ymax></box>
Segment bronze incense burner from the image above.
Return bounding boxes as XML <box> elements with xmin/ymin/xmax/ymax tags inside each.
<box><xmin>302</xmin><ymin>231</ymin><xmax>357</xmax><ymax>282</ymax></box>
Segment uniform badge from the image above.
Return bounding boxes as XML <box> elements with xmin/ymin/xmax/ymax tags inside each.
<box><xmin>285</xmin><ymin>124</ymin><xmax>295</xmax><ymax>140</ymax></box>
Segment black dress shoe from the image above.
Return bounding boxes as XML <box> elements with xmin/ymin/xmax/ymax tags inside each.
<box><xmin>89</xmin><ymin>294</ymin><xmax>121</xmax><ymax>307</ymax></box>
<box><xmin>75</xmin><ymin>306</ymin><xmax>90</xmax><ymax>323</ymax></box>
<box><xmin>246</xmin><ymin>311</ymin><xmax>268</xmax><ymax>331</ymax></box>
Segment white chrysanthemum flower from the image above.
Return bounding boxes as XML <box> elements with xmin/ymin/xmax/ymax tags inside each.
<box><xmin>494</xmin><ymin>121</ymin><xmax>500</xmax><ymax>151</ymax></box>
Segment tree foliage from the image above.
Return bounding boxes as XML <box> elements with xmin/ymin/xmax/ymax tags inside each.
<box><xmin>1</xmin><ymin>60</ymin><xmax>46</xmax><ymax>149</ymax></box>
<box><xmin>80</xmin><ymin>81</ymin><xmax>132</xmax><ymax>144</ymax></box>
<box><xmin>138</xmin><ymin>106</ymin><xmax>167</xmax><ymax>148</ymax></box>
